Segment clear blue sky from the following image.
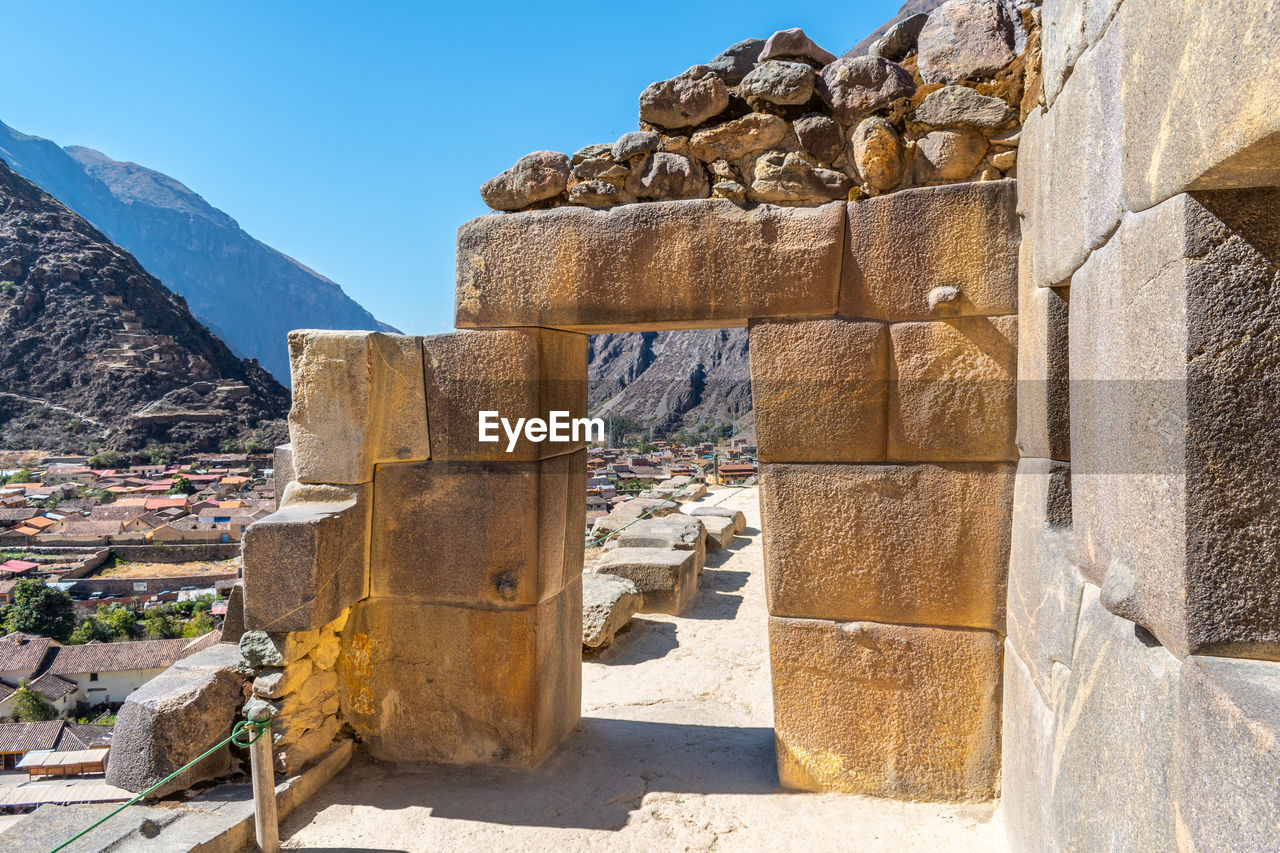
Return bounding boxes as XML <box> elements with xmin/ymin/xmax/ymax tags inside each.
<box><xmin>1</xmin><ymin>1</ymin><xmax>899</xmax><ymax>335</ymax></box>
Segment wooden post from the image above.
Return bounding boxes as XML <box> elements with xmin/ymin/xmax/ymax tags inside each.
<box><xmin>249</xmin><ymin>716</ymin><xmax>280</xmax><ymax>853</ymax></box>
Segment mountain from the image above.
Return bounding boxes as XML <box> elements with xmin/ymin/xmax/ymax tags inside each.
<box><xmin>0</xmin><ymin>155</ymin><xmax>288</xmax><ymax>453</ymax></box>
<box><xmin>587</xmin><ymin>329</ymin><xmax>752</xmax><ymax>439</ymax></box>
<box><xmin>0</xmin><ymin>121</ymin><xmax>384</xmax><ymax>383</ymax></box>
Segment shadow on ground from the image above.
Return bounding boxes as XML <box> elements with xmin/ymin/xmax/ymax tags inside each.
<box><xmin>284</xmin><ymin>715</ymin><xmax>779</xmax><ymax>833</ymax></box>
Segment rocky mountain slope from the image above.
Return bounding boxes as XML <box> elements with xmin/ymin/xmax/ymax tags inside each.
<box><xmin>0</xmin><ymin>155</ymin><xmax>288</xmax><ymax>453</ymax></box>
<box><xmin>587</xmin><ymin>329</ymin><xmax>752</xmax><ymax>437</ymax></box>
<box><xmin>0</xmin><ymin>121</ymin><xmax>384</xmax><ymax>383</ymax></box>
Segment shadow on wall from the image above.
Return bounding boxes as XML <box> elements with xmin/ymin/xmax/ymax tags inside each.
<box><xmin>283</xmin><ymin>718</ymin><xmax>779</xmax><ymax>832</ymax></box>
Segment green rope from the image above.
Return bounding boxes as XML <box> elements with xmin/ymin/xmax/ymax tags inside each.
<box><xmin>49</xmin><ymin>717</ymin><xmax>270</xmax><ymax>853</ymax></box>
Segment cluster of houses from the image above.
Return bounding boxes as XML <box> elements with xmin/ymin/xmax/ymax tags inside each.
<box><xmin>585</xmin><ymin>439</ymin><xmax>758</xmax><ymax>528</ymax></box>
<box><xmin>0</xmin><ymin>454</ymin><xmax>276</xmax><ymax>549</ymax></box>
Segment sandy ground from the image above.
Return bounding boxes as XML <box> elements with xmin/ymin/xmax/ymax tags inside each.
<box><xmin>97</xmin><ymin>559</ymin><xmax>241</xmax><ymax>578</ymax></box>
<box><xmin>277</xmin><ymin>487</ymin><xmax>1007</xmax><ymax>852</ymax></box>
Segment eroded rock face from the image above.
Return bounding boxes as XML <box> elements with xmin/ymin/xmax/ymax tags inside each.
<box><xmin>912</xmin><ymin>85</ymin><xmax>1016</xmax><ymax>129</ymax></box>
<box><xmin>750</xmin><ymin>151</ymin><xmax>851</xmax><ymax>203</ymax></box>
<box><xmin>638</xmin><ymin>66</ymin><xmax>730</xmax><ymax>130</ymax></box>
<box><xmin>915</xmin><ymin>129</ymin><xmax>990</xmax><ymax>181</ymax></box>
<box><xmin>625</xmin><ymin>152</ymin><xmax>708</xmax><ymax>200</ymax></box>
<box><xmin>689</xmin><ymin>113</ymin><xmax>790</xmax><ymax>163</ymax></box>
<box><xmin>917</xmin><ymin>0</ymin><xmax>1026</xmax><ymax>84</ymax></box>
<box><xmin>479</xmin><ymin>151</ymin><xmax>570</xmax><ymax>211</ymax></box>
<box><xmin>868</xmin><ymin>13</ymin><xmax>931</xmax><ymax>62</ymax></box>
<box><xmin>739</xmin><ymin>61</ymin><xmax>815</xmax><ymax>107</ymax></box>
<box><xmin>793</xmin><ymin>113</ymin><xmax>843</xmax><ymax>165</ymax></box>
<box><xmin>817</xmin><ymin>56</ymin><xmax>917</xmax><ymax>123</ymax></box>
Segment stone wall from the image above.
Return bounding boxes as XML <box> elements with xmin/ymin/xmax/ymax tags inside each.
<box><xmin>1004</xmin><ymin>1</ymin><xmax>1280</xmax><ymax>849</ymax></box>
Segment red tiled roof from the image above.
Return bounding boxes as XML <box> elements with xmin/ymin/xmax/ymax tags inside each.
<box><xmin>44</xmin><ymin>638</ymin><xmax>193</xmax><ymax>676</ymax></box>
<box><xmin>0</xmin><ymin>633</ymin><xmax>56</xmax><ymax>675</ymax></box>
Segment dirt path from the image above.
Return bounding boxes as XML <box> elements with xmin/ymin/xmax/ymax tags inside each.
<box><xmin>277</xmin><ymin>487</ymin><xmax>1007</xmax><ymax>852</ymax></box>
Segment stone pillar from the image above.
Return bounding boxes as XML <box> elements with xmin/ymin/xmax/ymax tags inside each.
<box><xmin>337</xmin><ymin>328</ymin><xmax>587</xmax><ymax>766</ymax></box>
<box><xmin>751</xmin><ymin>181</ymin><xmax>1018</xmax><ymax>800</ymax></box>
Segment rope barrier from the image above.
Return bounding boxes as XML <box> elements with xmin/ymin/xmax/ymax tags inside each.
<box><xmin>49</xmin><ymin>717</ymin><xmax>270</xmax><ymax>853</ymax></box>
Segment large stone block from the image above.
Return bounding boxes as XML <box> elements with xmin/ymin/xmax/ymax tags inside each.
<box><xmin>242</xmin><ymin>481</ymin><xmax>371</xmax><ymax>632</ymax></box>
<box><xmin>769</xmin><ymin>617</ymin><xmax>1002</xmax><ymax>800</ymax></box>
<box><xmin>369</xmin><ymin>451</ymin><xmax>585</xmax><ymax>607</ymax></box>
<box><xmin>1041</xmin><ymin>0</ymin><xmax>1122</xmax><ymax>107</ymax></box>
<box><xmin>272</xmin><ymin>443</ymin><xmax>294</xmax><ymax>511</ymax></box>
<box><xmin>582</xmin><ymin>572</ymin><xmax>641</xmax><ymax>650</ymax></box>
<box><xmin>888</xmin><ymin>316</ymin><xmax>1018</xmax><ymax>463</ymax></box>
<box><xmin>1118</xmin><ymin>0</ymin><xmax>1280</xmax><ymax>212</ymax></box>
<box><xmin>107</xmin><ymin>645</ymin><xmax>244</xmax><ymax>797</ymax></box>
<box><xmin>595</xmin><ymin>547</ymin><xmax>699</xmax><ymax>615</ymax></box>
<box><xmin>1015</xmin><ymin>282</ymin><xmax>1070</xmax><ymax>461</ymax></box>
<box><xmin>455</xmin><ymin>200</ymin><xmax>844</xmax><ymax>331</ymax></box>
<box><xmin>1019</xmin><ymin>23</ymin><xmax>1122</xmax><ymax>288</ymax></box>
<box><xmin>1006</xmin><ymin>458</ymin><xmax>1082</xmax><ymax>703</ymax></box>
<box><xmin>1071</xmin><ymin>189</ymin><xmax>1280</xmax><ymax>658</ymax></box>
<box><xmin>1176</xmin><ymin>655</ymin><xmax>1280</xmax><ymax>850</ymax></box>
<box><xmin>337</xmin><ymin>580</ymin><xmax>581</xmax><ymax>766</ymax></box>
<box><xmin>760</xmin><ymin>462</ymin><xmax>1014</xmax><ymax>631</ymax></box>
<box><xmin>1049</xmin><ymin>585</ymin><xmax>1180</xmax><ymax>851</ymax></box>
<box><xmin>841</xmin><ymin>181</ymin><xmax>1018</xmax><ymax>321</ymax></box>
<box><xmin>616</xmin><ymin>514</ymin><xmax>706</xmax><ymax>568</ymax></box>
<box><xmin>999</xmin><ymin>641</ymin><xmax>1055</xmax><ymax>853</ymax></box>
<box><xmin>687</xmin><ymin>504</ymin><xmax>747</xmax><ymax>534</ymax></box>
<box><xmin>287</xmin><ymin>331</ymin><xmax>429</xmax><ymax>485</ymax></box>
<box><xmin>421</xmin><ymin>329</ymin><xmax>588</xmax><ymax>461</ymax></box>
<box><xmin>748</xmin><ymin>318</ymin><xmax>889</xmax><ymax>463</ymax></box>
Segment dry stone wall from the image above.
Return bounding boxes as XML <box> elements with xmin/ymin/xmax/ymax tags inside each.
<box><xmin>1004</xmin><ymin>1</ymin><xmax>1280</xmax><ymax>849</ymax></box>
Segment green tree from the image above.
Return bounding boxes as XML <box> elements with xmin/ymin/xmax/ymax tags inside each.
<box><xmin>1</xmin><ymin>579</ymin><xmax>76</xmax><ymax>642</ymax></box>
<box><xmin>87</xmin><ymin>450</ymin><xmax>124</xmax><ymax>468</ymax></box>
<box><xmin>13</xmin><ymin>466</ymin><xmax>32</xmax><ymax>484</ymax></box>
<box><xmin>182</xmin><ymin>609</ymin><xmax>214</xmax><ymax>638</ymax></box>
<box><xmin>168</xmin><ymin>476</ymin><xmax>196</xmax><ymax>495</ymax></box>
<box><xmin>142</xmin><ymin>441</ymin><xmax>171</xmax><ymax>466</ymax></box>
<box><xmin>142</xmin><ymin>610</ymin><xmax>178</xmax><ymax>639</ymax></box>
<box><xmin>11</xmin><ymin>681</ymin><xmax>56</xmax><ymax>721</ymax></box>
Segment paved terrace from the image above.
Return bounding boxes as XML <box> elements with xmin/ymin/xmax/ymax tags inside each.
<box><xmin>275</xmin><ymin>487</ymin><xmax>1005</xmax><ymax>852</ymax></box>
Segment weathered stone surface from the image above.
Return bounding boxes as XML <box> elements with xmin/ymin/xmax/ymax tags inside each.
<box><xmin>338</xmin><ymin>581</ymin><xmax>581</xmax><ymax>766</ymax></box>
<box><xmin>849</xmin><ymin>117</ymin><xmax>905</xmax><ymax>191</ymax></box>
<box><xmin>688</xmin><ymin>113</ymin><xmax>790</xmax><ymax>163</ymax></box>
<box><xmin>701</xmin><ymin>514</ymin><xmax>737</xmax><ymax>550</ymax></box>
<box><xmin>420</xmin><ymin>329</ymin><xmax>587</xmax><ymax>461</ymax></box>
<box><xmin>639</xmin><ymin>66</ymin><xmax>730</xmax><ymax>130</ymax></box>
<box><xmin>917</xmin><ymin>0</ymin><xmax>1026</xmax><ymax>84</ymax></box>
<box><xmin>687</xmin><ymin>504</ymin><xmax>747</xmax><ymax>535</ymax></box>
<box><xmin>1071</xmin><ymin>190</ymin><xmax>1280</xmax><ymax>659</ymax></box>
<box><xmin>749</xmin><ymin>318</ymin><xmax>889</xmax><ymax>463</ymax></box>
<box><xmin>596</xmin><ymin>547</ymin><xmax>699</xmax><ymax>614</ymax></box>
<box><xmin>1041</xmin><ymin>0</ymin><xmax>1122</xmax><ymax>106</ymax></box>
<box><xmin>252</xmin><ymin>659</ymin><xmax>312</xmax><ymax>700</ymax></box>
<box><xmin>749</xmin><ymin>151</ymin><xmax>851</xmax><ymax>204</ymax></box>
<box><xmin>842</xmin><ymin>180</ymin><xmax>1018</xmax><ymax>321</ymax></box>
<box><xmin>999</xmin><ymin>641</ymin><xmax>1056</xmax><ymax>853</ymax></box>
<box><xmin>571</xmin><ymin>143</ymin><xmax>611</xmax><ymax>164</ymax></box>
<box><xmin>1049</xmin><ymin>585</ymin><xmax>1180</xmax><ymax>851</ymax></box>
<box><xmin>1006</xmin><ymin>458</ymin><xmax>1082</xmax><ymax>702</ymax></box>
<box><xmin>707</xmin><ymin>38</ymin><xmax>765</xmax><ymax>86</ymax></box>
<box><xmin>817</xmin><ymin>56</ymin><xmax>916</xmax><ymax>123</ymax></box>
<box><xmin>915</xmin><ymin>129</ymin><xmax>989</xmax><ymax>182</ymax></box>
<box><xmin>625</xmin><ymin>152</ymin><xmax>709</xmax><ymax>200</ymax></box>
<box><xmin>287</xmin><ymin>331</ymin><xmax>429</xmax><ymax>485</ymax></box>
<box><xmin>761</xmin><ymin>462</ymin><xmax>1014</xmax><ymax>629</ymax></box>
<box><xmin>770</xmin><ymin>617</ymin><xmax>1002</xmax><ymax>800</ymax></box>
<box><xmin>272</xmin><ymin>443</ymin><xmax>294</xmax><ymax>511</ymax></box>
<box><xmin>792</xmin><ymin>113</ymin><xmax>843</xmax><ymax>165</ymax></box>
<box><xmin>480</xmin><ymin>151</ymin><xmax>570</xmax><ymax>212</ymax></box>
<box><xmin>612</xmin><ymin>131</ymin><xmax>659</xmax><ymax>162</ymax></box>
<box><xmin>868</xmin><ymin>13</ymin><xmax>930</xmax><ymax>62</ymax></box>
<box><xmin>568</xmin><ymin>180</ymin><xmax>625</xmax><ymax>207</ymax></box>
<box><xmin>1018</xmin><ymin>24</ymin><xmax>1121</xmax><ymax>288</ymax></box>
<box><xmin>711</xmin><ymin>180</ymin><xmax>747</xmax><ymax>202</ymax></box>
<box><xmin>107</xmin><ymin>645</ymin><xmax>244</xmax><ymax>797</ymax></box>
<box><xmin>1016</xmin><ymin>276</ymin><xmax>1070</xmax><ymax>461</ymax></box>
<box><xmin>582</xmin><ymin>572</ymin><xmax>642</xmax><ymax>649</ymax></box>
<box><xmin>739</xmin><ymin>61</ymin><xmax>814</xmax><ymax>107</ymax></box>
<box><xmin>222</xmin><ymin>583</ymin><xmax>246</xmax><ymax>644</ymax></box>
<box><xmin>1176</xmin><ymin>655</ymin><xmax>1280</xmax><ymax>851</ymax></box>
<box><xmin>457</xmin><ymin>200</ymin><xmax>844</xmax><ymax>332</ymax></box>
<box><xmin>758</xmin><ymin>28</ymin><xmax>836</xmax><ymax>66</ymax></box>
<box><xmin>912</xmin><ymin>85</ymin><xmax>1015</xmax><ymax>130</ymax></box>
<box><xmin>1118</xmin><ymin>0</ymin><xmax>1280</xmax><ymax>212</ymax></box>
<box><xmin>888</xmin><ymin>316</ymin><xmax>1017</xmax><ymax>462</ymax></box>
<box><xmin>276</xmin><ymin>714</ymin><xmax>341</xmax><ymax>776</ymax></box>
<box><xmin>369</xmin><ymin>452</ymin><xmax>585</xmax><ymax>607</ymax></box>
<box><xmin>242</xmin><ymin>481</ymin><xmax>371</xmax><ymax>632</ymax></box>
<box><xmin>572</xmin><ymin>154</ymin><xmax>629</xmax><ymax>181</ymax></box>
<box><xmin>589</xmin><ymin>497</ymin><xmax>683</xmax><ymax>542</ymax></box>
<box><xmin>616</xmin><ymin>514</ymin><xmax>706</xmax><ymax>570</ymax></box>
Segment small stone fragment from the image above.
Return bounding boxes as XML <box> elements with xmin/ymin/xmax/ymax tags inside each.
<box><xmin>639</xmin><ymin>65</ymin><xmax>731</xmax><ymax>129</ymax></box>
<box><xmin>713</xmin><ymin>180</ymin><xmax>749</xmax><ymax>202</ymax></box>
<box><xmin>479</xmin><ymin>151</ymin><xmax>570</xmax><ymax>212</ymax></box>
<box><xmin>990</xmin><ymin>148</ymin><xmax>1017</xmax><ymax>170</ymax></box>
<box><xmin>573</xmin><ymin>156</ymin><xmax>629</xmax><ymax>181</ymax></box>
<box><xmin>850</xmin><ymin>117</ymin><xmax>906</xmax><ymax>191</ymax></box>
<box><xmin>571</xmin><ymin>143</ymin><xmax>612</xmax><ymax>165</ymax></box>
<box><xmin>739</xmin><ymin>61</ymin><xmax>815</xmax><ymax>107</ymax></box>
<box><xmin>707</xmin><ymin>38</ymin><xmax>766</xmax><ymax>85</ymax></box>
<box><xmin>912</xmin><ymin>85</ymin><xmax>1016</xmax><ymax>130</ymax></box>
<box><xmin>625</xmin><ymin>152</ymin><xmax>709</xmax><ymax>200</ymax></box>
<box><xmin>817</xmin><ymin>56</ymin><xmax>917</xmax><ymax>123</ymax></box>
<box><xmin>916</xmin><ymin>129</ymin><xmax>990</xmax><ymax>181</ymax></box>
<box><xmin>793</xmin><ymin>114</ymin><xmax>844</xmax><ymax>165</ymax></box>
<box><xmin>868</xmin><ymin>13</ymin><xmax>931</xmax><ymax>62</ymax></box>
<box><xmin>759</xmin><ymin>28</ymin><xmax>837</xmax><ymax>66</ymax></box>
